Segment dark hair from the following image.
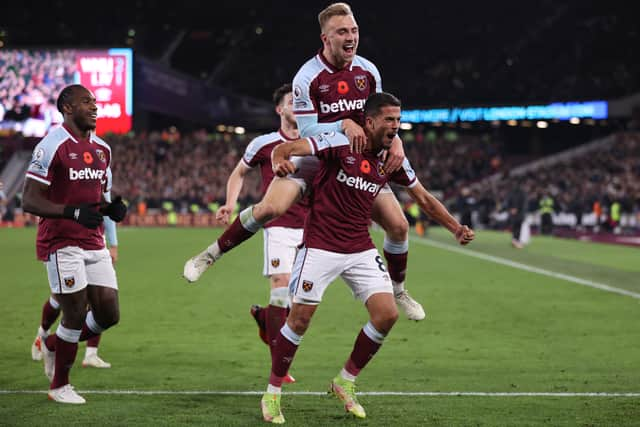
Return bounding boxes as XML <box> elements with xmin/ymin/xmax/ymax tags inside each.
<box><xmin>364</xmin><ymin>92</ymin><xmax>401</xmax><ymax>117</ymax></box>
<box><xmin>56</xmin><ymin>84</ymin><xmax>85</xmax><ymax>114</ymax></box>
<box><xmin>272</xmin><ymin>83</ymin><xmax>292</xmax><ymax>106</ymax></box>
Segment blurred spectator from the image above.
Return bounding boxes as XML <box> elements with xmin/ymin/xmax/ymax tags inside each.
<box><xmin>506</xmin><ymin>179</ymin><xmax>529</xmax><ymax>248</ymax></box>
<box><xmin>0</xmin><ymin>50</ymin><xmax>73</xmax><ymax>136</ymax></box>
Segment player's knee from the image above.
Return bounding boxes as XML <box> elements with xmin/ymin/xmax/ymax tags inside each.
<box><xmin>371</xmin><ymin>308</ymin><xmax>398</xmax><ymax>334</ymax></box>
<box><xmin>253</xmin><ymin>202</ymin><xmax>283</xmax><ymax>223</ymax></box>
<box><xmin>384</xmin><ymin>217</ymin><xmax>409</xmax><ymax>240</ymax></box>
<box><xmin>95</xmin><ymin>306</ymin><xmax>120</xmax><ymax>329</ymax></box>
<box><xmin>288</xmin><ymin>315</ymin><xmax>311</xmax><ymax>336</ymax></box>
<box><xmin>63</xmin><ymin>306</ymin><xmax>87</xmax><ymax>329</ymax></box>
<box><xmin>270</xmin><ymin>274</ymin><xmax>289</xmax><ymax>289</ymax></box>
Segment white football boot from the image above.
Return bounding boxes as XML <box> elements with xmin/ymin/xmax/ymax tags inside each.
<box><xmin>82</xmin><ymin>353</ymin><xmax>111</xmax><ymax>368</ymax></box>
<box><xmin>395</xmin><ymin>290</ymin><xmax>426</xmax><ymax>321</ymax></box>
<box><xmin>183</xmin><ymin>247</ymin><xmax>218</xmax><ymax>283</ymax></box>
<box><xmin>48</xmin><ymin>384</ymin><xmax>86</xmax><ymax>404</ymax></box>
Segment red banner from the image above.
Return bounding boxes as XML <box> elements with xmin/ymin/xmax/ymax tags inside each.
<box><xmin>76</xmin><ymin>50</ymin><xmax>133</xmax><ymax>135</ymax></box>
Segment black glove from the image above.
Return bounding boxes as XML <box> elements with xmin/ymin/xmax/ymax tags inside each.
<box><xmin>63</xmin><ymin>204</ymin><xmax>104</xmax><ymax>229</ymax></box>
<box><xmin>99</xmin><ymin>196</ymin><xmax>127</xmax><ymax>222</ymax></box>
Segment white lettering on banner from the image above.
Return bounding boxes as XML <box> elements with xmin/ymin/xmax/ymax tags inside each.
<box><xmin>97</xmin><ymin>103</ymin><xmax>122</xmax><ymax>119</ymax></box>
<box><xmin>69</xmin><ymin>168</ymin><xmax>105</xmax><ymax>181</ymax></box>
<box><xmin>336</xmin><ymin>169</ymin><xmax>380</xmax><ymax>193</ymax></box>
<box><xmin>80</xmin><ymin>57</ymin><xmax>114</xmax><ymax>73</ymax></box>
<box><xmin>319</xmin><ymin>99</ymin><xmax>365</xmax><ymax>114</ymax></box>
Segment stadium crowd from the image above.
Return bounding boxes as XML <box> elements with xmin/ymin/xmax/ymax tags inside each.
<box><xmin>106</xmin><ymin>128</ymin><xmax>639</xmax><ymax>233</ymax></box>
<box><xmin>454</xmin><ymin>132</ymin><xmax>640</xmax><ymax>230</ymax></box>
<box><xmin>107</xmin><ymin>128</ymin><xmax>506</xmax><ymax>215</ymax></box>
<box><xmin>0</xmin><ymin>50</ymin><xmax>71</xmax><ymax>132</ymax></box>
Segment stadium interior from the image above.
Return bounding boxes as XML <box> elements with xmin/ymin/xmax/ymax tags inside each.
<box><xmin>1</xmin><ymin>2</ymin><xmax>639</xmax><ymax>425</ymax></box>
<box><xmin>1</xmin><ymin>0</ymin><xmax>638</xmax><ymax>244</ymax></box>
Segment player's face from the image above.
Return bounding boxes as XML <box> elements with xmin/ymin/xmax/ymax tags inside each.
<box><xmin>321</xmin><ymin>15</ymin><xmax>359</xmax><ymax>66</ymax></box>
<box><xmin>278</xmin><ymin>92</ymin><xmax>297</xmax><ymax>128</ymax></box>
<box><xmin>69</xmin><ymin>87</ymin><xmax>98</xmax><ymax>132</ymax></box>
<box><xmin>368</xmin><ymin>106</ymin><xmax>401</xmax><ymax>150</ymax></box>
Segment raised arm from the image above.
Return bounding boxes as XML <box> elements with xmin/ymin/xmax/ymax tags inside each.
<box><xmin>271</xmin><ymin>138</ymin><xmax>314</xmax><ymax>177</ymax></box>
<box><xmin>405</xmin><ymin>181</ymin><xmax>475</xmax><ymax>245</ymax></box>
<box><xmin>216</xmin><ymin>161</ymin><xmax>251</xmax><ymax>225</ymax></box>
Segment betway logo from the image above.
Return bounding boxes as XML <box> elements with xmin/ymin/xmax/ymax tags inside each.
<box><xmin>320</xmin><ymin>98</ymin><xmax>365</xmax><ymax>114</ymax></box>
<box><xmin>69</xmin><ymin>168</ymin><xmax>105</xmax><ymax>181</ymax></box>
<box><xmin>336</xmin><ymin>169</ymin><xmax>380</xmax><ymax>193</ymax></box>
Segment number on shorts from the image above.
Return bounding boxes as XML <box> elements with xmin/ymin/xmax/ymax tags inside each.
<box><xmin>375</xmin><ymin>255</ymin><xmax>387</xmax><ymax>272</ymax></box>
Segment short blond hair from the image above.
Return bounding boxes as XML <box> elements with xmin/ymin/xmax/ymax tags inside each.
<box><xmin>318</xmin><ymin>3</ymin><xmax>353</xmax><ymax>31</ymax></box>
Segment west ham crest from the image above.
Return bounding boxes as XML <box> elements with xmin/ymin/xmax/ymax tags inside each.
<box><xmin>354</xmin><ymin>75</ymin><xmax>368</xmax><ymax>91</ymax></box>
<box><xmin>64</xmin><ymin>276</ymin><xmax>75</xmax><ymax>287</ymax></box>
<box><xmin>95</xmin><ymin>149</ymin><xmax>106</xmax><ymax>163</ymax></box>
<box><xmin>302</xmin><ymin>280</ymin><xmax>314</xmax><ymax>292</ymax></box>
<box><xmin>271</xmin><ymin>258</ymin><xmax>280</xmax><ymax>268</ymax></box>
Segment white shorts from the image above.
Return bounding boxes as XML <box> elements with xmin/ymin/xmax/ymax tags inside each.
<box><xmin>289</xmin><ymin>247</ymin><xmax>392</xmax><ymax>305</ymax></box>
<box><xmin>263</xmin><ymin>226</ymin><xmax>304</xmax><ymax>276</ymax></box>
<box><xmin>44</xmin><ymin>246</ymin><xmax>118</xmax><ymax>294</ymax></box>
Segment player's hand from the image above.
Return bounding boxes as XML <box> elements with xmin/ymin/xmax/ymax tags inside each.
<box><xmin>273</xmin><ymin>159</ymin><xmax>297</xmax><ymax>177</ymax></box>
<box><xmin>343</xmin><ymin>119</ymin><xmax>366</xmax><ymax>153</ymax></box>
<box><xmin>454</xmin><ymin>225</ymin><xmax>475</xmax><ymax>245</ymax></box>
<box><xmin>63</xmin><ymin>204</ymin><xmax>104</xmax><ymax>229</ymax></box>
<box><xmin>99</xmin><ymin>196</ymin><xmax>127</xmax><ymax>222</ymax></box>
<box><xmin>109</xmin><ymin>246</ymin><xmax>118</xmax><ymax>264</ymax></box>
<box><xmin>216</xmin><ymin>205</ymin><xmax>234</xmax><ymax>225</ymax></box>
<box><xmin>383</xmin><ymin>136</ymin><xmax>406</xmax><ymax>173</ymax></box>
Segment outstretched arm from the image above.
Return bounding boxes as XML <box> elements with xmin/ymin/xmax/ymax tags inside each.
<box><xmin>271</xmin><ymin>138</ymin><xmax>314</xmax><ymax>177</ymax></box>
<box><xmin>216</xmin><ymin>161</ymin><xmax>251</xmax><ymax>225</ymax></box>
<box><xmin>406</xmin><ymin>181</ymin><xmax>475</xmax><ymax>245</ymax></box>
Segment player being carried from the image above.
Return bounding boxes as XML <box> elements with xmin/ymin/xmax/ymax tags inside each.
<box><xmin>259</xmin><ymin>92</ymin><xmax>474</xmax><ymax>423</ymax></box>
<box><xmin>184</xmin><ymin>2</ymin><xmax>426</xmax><ymax>321</ymax></box>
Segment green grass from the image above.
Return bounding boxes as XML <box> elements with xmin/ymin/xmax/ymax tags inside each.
<box><xmin>1</xmin><ymin>226</ymin><xmax>639</xmax><ymax>426</ymax></box>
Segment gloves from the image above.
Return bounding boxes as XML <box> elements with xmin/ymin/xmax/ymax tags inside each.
<box><xmin>63</xmin><ymin>204</ymin><xmax>103</xmax><ymax>229</ymax></box>
<box><xmin>99</xmin><ymin>196</ymin><xmax>127</xmax><ymax>222</ymax></box>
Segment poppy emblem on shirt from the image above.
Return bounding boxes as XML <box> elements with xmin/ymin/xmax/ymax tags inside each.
<box><xmin>64</xmin><ymin>276</ymin><xmax>75</xmax><ymax>288</ymax></box>
<box><xmin>83</xmin><ymin>152</ymin><xmax>94</xmax><ymax>164</ymax></box>
<box><xmin>360</xmin><ymin>160</ymin><xmax>371</xmax><ymax>174</ymax></box>
<box><xmin>354</xmin><ymin>75</ymin><xmax>368</xmax><ymax>91</ymax></box>
<box><xmin>337</xmin><ymin>80</ymin><xmax>349</xmax><ymax>94</ymax></box>
<box><xmin>302</xmin><ymin>280</ymin><xmax>314</xmax><ymax>292</ymax></box>
<box><xmin>271</xmin><ymin>258</ymin><xmax>280</xmax><ymax>268</ymax></box>
<box><xmin>95</xmin><ymin>149</ymin><xmax>106</xmax><ymax>163</ymax></box>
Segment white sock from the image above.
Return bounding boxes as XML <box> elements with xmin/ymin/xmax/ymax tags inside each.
<box><xmin>340</xmin><ymin>368</ymin><xmax>357</xmax><ymax>382</ymax></box>
<box><xmin>206</xmin><ymin>241</ymin><xmax>222</xmax><ymax>260</ymax></box>
<box><xmin>392</xmin><ymin>280</ymin><xmax>405</xmax><ymax>295</ymax></box>
<box><xmin>269</xmin><ymin>287</ymin><xmax>289</xmax><ymax>308</ymax></box>
<box><xmin>38</xmin><ymin>325</ymin><xmax>48</xmax><ymax>339</ymax></box>
<box><xmin>85</xmin><ymin>346</ymin><xmax>98</xmax><ymax>358</ymax></box>
<box><xmin>267</xmin><ymin>384</ymin><xmax>282</xmax><ymax>394</ymax></box>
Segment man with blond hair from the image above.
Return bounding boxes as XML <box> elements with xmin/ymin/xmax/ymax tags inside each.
<box><xmin>184</xmin><ymin>2</ymin><xmax>426</xmax><ymax>322</ymax></box>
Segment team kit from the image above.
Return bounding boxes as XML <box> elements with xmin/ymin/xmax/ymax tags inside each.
<box><xmin>24</xmin><ymin>3</ymin><xmax>474</xmax><ymax>423</ymax></box>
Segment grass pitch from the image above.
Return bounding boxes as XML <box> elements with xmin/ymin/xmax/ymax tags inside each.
<box><xmin>1</xmin><ymin>226</ymin><xmax>639</xmax><ymax>426</ymax></box>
